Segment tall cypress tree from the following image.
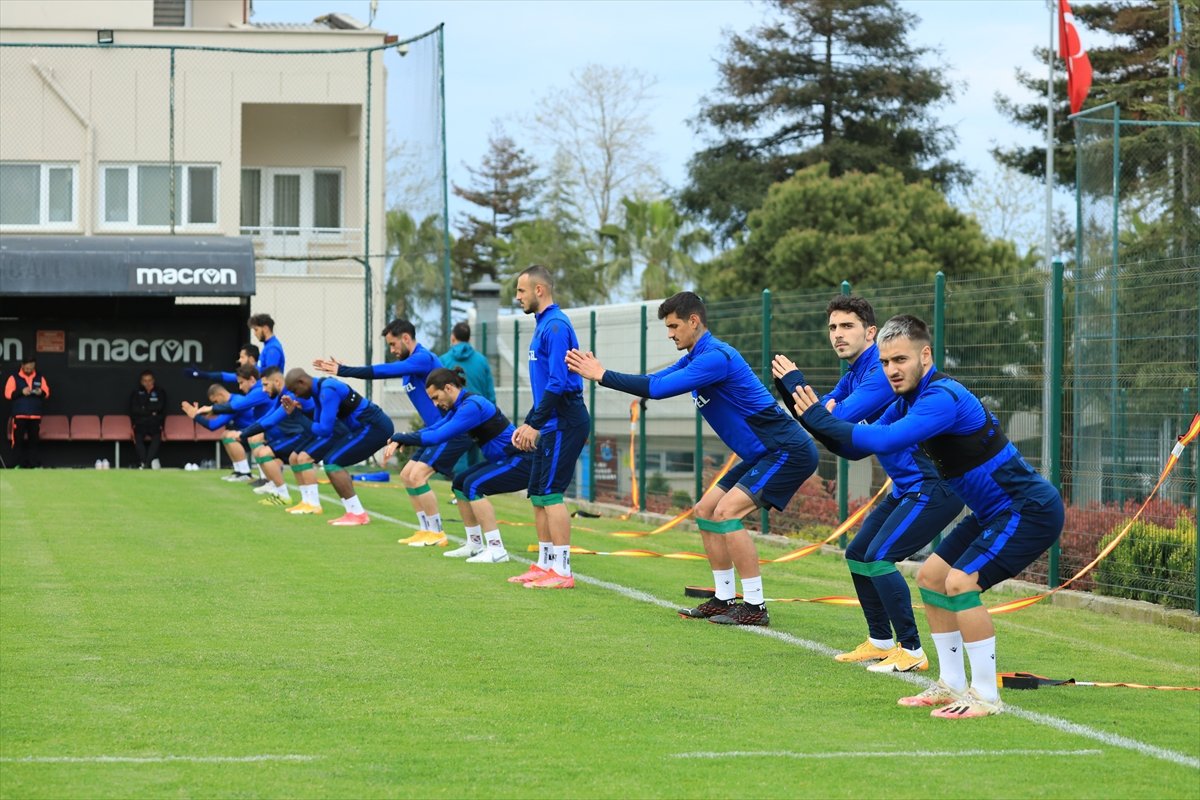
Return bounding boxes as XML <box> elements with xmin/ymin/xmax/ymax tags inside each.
<box><xmin>680</xmin><ymin>0</ymin><xmax>964</xmax><ymax>242</ymax></box>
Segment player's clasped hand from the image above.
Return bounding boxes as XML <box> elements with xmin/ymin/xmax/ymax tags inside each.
<box><xmin>280</xmin><ymin>395</ymin><xmax>297</xmax><ymax>414</ymax></box>
<box><xmin>511</xmin><ymin>424</ymin><xmax>538</xmax><ymax>451</ymax></box>
<box><xmin>792</xmin><ymin>384</ymin><xmax>822</xmax><ymax>414</ymax></box>
<box><xmin>564</xmin><ymin>349</ymin><xmax>605</xmax><ymax>382</ymax></box>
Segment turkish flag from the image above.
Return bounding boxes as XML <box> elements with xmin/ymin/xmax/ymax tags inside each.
<box><xmin>1059</xmin><ymin>0</ymin><xmax>1093</xmax><ymax>114</ymax></box>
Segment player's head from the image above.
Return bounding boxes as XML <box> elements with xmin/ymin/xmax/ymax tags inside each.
<box><xmin>248</xmin><ymin>313</ymin><xmax>275</xmax><ymax>342</ymax></box>
<box><xmin>235</xmin><ymin>364</ymin><xmax>259</xmax><ymax>393</ymax></box>
<box><xmin>207</xmin><ymin>383</ymin><xmax>230</xmax><ymax>403</ymax></box>
<box><xmin>826</xmin><ymin>295</ymin><xmax>877</xmax><ymax>363</ymax></box>
<box><xmin>260</xmin><ymin>366</ymin><xmax>284</xmax><ymax>397</ymax></box>
<box><xmin>516</xmin><ymin>265</ymin><xmax>554</xmax><ymax>315</ymax></box>
<box><xmin>285</xmin><ymin>368</ymin><xmax>313</xmax><ymax>398</ymax></box>
<box><xmin>238</xmin><ymin>343</ymin><xmax>260</xmax><ymax>366</ymax></box>
<box><xmin>451</xmin><ymin>321</ymin><xmax>470</xmax><ymax>344</ymax></box>
<box><xmin>876</xmin><ymin>314</ymin><xmax>933</xmax><ymax>395</ymax></box>
<box><xmin>658</xmin><ymin>291</ymin><xmax>707</xmax><ymax>351</ymax></box>
<box><xmin>381</xmin><ymin>318</ymin><xmax>416</xmax><ymax>360</ymax></box>
<box><xmin>139</xmin><ymin>369</ymin><xmax>156</xmax><ymax>390</ymax></box>
<box><xmin>425</xmin><ymin>367</ymin><xmax>466</xmax><ymax>411</ymax></box>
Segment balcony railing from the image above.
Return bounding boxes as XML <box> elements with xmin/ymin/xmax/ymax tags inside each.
<box><xmin>241</xmin><ymin>226</ymin><xmax>364</xmax><ymax>275</ymax></box>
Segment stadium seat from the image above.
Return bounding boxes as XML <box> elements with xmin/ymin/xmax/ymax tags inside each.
<box><xmin>101</xmin><ymin>415</ymin><xmax>134</xmax><ymax>468</ymax></box>
<box><xmin>38</xmin><ymin>415</ymin><xmax>71</xmax><ymax>441</ymax></box>
<box><xmin>69</xmin><ymin>415</ymin><xmax>102</xmax><ymax>440</ymax></box>
<box><xmin>162</xmin><ymin>415</ymin><xmax>196</xmax><ymax>442</ymax></box>
<box><xmin>194</xmin><ymin>423</ymin><xmax>228</xmax><ymax>468</ymax></box>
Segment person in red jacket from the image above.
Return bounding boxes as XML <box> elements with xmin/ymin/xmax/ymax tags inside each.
<box><xmin>4</xmin><ymin>356</ymin><xmax>50</xmax><ymax>468</ymax></box>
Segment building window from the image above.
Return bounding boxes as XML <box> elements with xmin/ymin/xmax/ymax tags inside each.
<box><xmin>153</xmin><ymin>0</ymin><xmax>188</xmax><ymax>27</ymax></box>
<box><xmin>0</xmin><ymin>162</ymin><xmax>77</xmax><ymax>229</ymax></box>
<box><xmin>240</xmin><ymin>167</ymin><xmax>344</xmax><ymax>234</ymax></box>
<box><xmin>100</xmin><ymin>163</ymin><xmax>218</xmax><ymax>229</ymax></box>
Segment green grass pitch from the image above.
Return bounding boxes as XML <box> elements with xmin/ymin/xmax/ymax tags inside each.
<box><xmin>1</xmin><ymin>470</ymin><xmax>1198</xmax><ymax>798</ymax></box>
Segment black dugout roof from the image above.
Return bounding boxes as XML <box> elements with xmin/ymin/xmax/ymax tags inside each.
<box><xmin>0</xmin><ymin>235</ymin><xmax>255</xmax><ymax>297</ymax></box>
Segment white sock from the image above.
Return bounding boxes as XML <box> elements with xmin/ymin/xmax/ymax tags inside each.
<box><xmin>544</xmin><ymin>543</ymin><xmax>557</xmax><ymax>572</ymax></box>
<box><xmin>965</xmin><ymin>636</ymin><xmax>999</xmax><ymax>701</ymax></box>
<box><xmin>903</xmin><ymin>646</ymin><xmax>925</xmax><ymax>659</ymax></box>
<box><xmin>869</xmin><ymin>636</ymin><xmax>896</xmax><ymax>650</ymax></box>
<box><xmin>713</xmin><ymin>568</ymin><xmax>736</xmax><ymax>601</ymax></box>
<box><xmin>484</xmin><ymin>529</ymin><xmax>505</xmax><ymax>552</ymax></box>
<box><xmin>342</xmin><ymin>495</ymin><xmax>365</xmax><ymax>515</ymax></box>
<box><xmin>417</xmin><ymin>511</ymin><xmax>429</xmax><ymax>530</ymax></box>
<box><xmin>300</xmin><ymin>484</ymin><xmax>319</xmax><ymax>506</ymax></box>
<box><xmin>553</xmin><ymin>545</ymin><xmax>571</xmax><ymax>577</ymax></box>
<box><xmin>741</xmin><ymin>575</ymin><xmax>764</xmax><ymax>606</ymax></box>
<box><xmin>233</xmin><ymin>459</ymin><xmax>250</xmax><ymax>474</ymax></box>
<box><xmin>428</xmin><ymin>513</ymin><xmax>443</xmax><ymax>532</ymax></box>
<box><xmin>465</xmin><ymin>525</ymin><xmax>484</xmax><ymax>549</ymax></box>
<box><xmin>932</xmin><ymin>631</ymin><xmax>967</xmax><ymax>691</ymax></box>
<box><xmin>538</xmin><ymin>541</ymin><xmax>551</xmax><ymax>570</ymax></box>
<box><xmin>275</xmin><ymin>483</ymin><xmax>291</xmax><ymax>500</ymax></box>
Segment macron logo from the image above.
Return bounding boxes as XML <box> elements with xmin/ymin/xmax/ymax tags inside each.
<box><xmin>136</xmin><ymin>267</ymin><xmax>237</xmax><ymax>287</ymax></box>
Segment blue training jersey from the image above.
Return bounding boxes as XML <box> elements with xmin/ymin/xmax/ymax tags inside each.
<box><xmin>525</xmin><ymin>304</ymin><xmax>586</xmax><ymax>433</ymax></box>
<box><xmin>602</xmin><ymin>330</ymin><xmax>806</xmax><ymax>461</ymax></box>
<box><xmin>241</xmin><ymin>390</ymin><xmax>313</xmax><ymax>442</ymax></box>
<box><xmin>815</xmin><ymin>343</ymin><xmax>941</xmax><ymax>496</ymax></box>
<box><xmin>801</xmin><ymin>369</ymin><xmax>1060</xmax><ymax>524</ymax></box>
<box><xmin>392</xmin><ymin>391</ymin><xmax>516</xmax><ymax>462</ymax></box>
<box><xmin>310</xmin><ymin>376</ymin><xmax>374</xmax><ymax>437</ymax></box>
<box><xmin>258</xmin><ymin>337</ymin><xmax>285</xmax><ymax>373</ymax></box>
<box><xmin>338</xmin><ymin>343</ymin><xmax>442</xmax><ymax>426</ymax></box>
<box><xmin>208</xmin><ymin>381</ymin><xmax>274</xmax><ymax>430</ymax></box>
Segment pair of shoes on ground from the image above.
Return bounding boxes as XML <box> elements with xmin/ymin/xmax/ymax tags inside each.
<box><xmin>898</xmin><ymin>681</ymin><xmax>1004</xmax><ymax>718</ymax></box>
<box><xmin>835</xmin><ymin>639</ymin><xmax>930</xmax><ymax>674</ymax></box>
<box><xmin>677</xmin><ymin>596</ymin><xmax>770</xmax><ymax>626</ymax></box>
<box><xmin>221</xmin><ymin>471</ymin><xmax>253</xmax><ymax>482</ymax></box>
<box><xmin>397</xmin><ymin>529</ymin><xmax>448</xmax><ymax>547</ymax></box>
<box><xmin>507</xmin><ymin>564</ymin><xmax>574</xmax><ymax>589</ymax></box>
<box><xmin>444</xmin><ymin>543</ymin><xmax>510</xmax><ymax>563</ymax></box>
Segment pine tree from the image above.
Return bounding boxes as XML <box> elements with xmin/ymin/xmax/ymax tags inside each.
<box><xmin>680</xmin><ymin>0</ymin><xmax>964</xmax><ymax>242</ymax></box>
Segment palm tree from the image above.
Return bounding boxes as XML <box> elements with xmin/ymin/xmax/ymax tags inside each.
<box><xmin>385</xmin><ymin>209</ymin><xmax>448</xmax><ymax>329</ymax></box>
<box><xmin>601</xmin><ymin>198</ymin><xmax>711</xmax><ymax>300</ymax></box>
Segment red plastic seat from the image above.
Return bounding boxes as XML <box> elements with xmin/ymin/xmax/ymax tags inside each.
<box><xmin>38</xmin><ymin>415</ymin><xmax>71</xmax><ymax>441</ymax></box>
<box><xmin>101</xmin><ymin>415</ymin><xmax>134</xmax><ymax>442</ymax></box>
<box><xmin>194</xmin><ymin>423</ymin><xmax>227</xmax><ymax>441</ymax></box>
<box><xmin>162</xmin><ymin>415</ymin><xmax>196</xmax><ymax>442</ymax></box>
<box><xmin>69</xmin><ymin>415</ymin><xmax>102</xmax><ymax>440</ymax></box>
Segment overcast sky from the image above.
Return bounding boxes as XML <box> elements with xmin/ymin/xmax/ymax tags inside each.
<box><xmin>253</xmin><ymin>0</ymin><xmax>1059</xmax><ymax>210</ymax></box>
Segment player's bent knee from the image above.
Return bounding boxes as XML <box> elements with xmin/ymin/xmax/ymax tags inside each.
<box><xmin>944</xmin><ymin>570</ymin><xmax>981</xmax><ymax>597</ymax></box>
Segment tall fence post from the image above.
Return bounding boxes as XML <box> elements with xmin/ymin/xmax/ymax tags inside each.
<box><xmin>480</xmin><ymin>320</ymin><xmax>488</xmax><ymax>365</ymax></box>
<box><xmin>1047</xmin><ymin>261</ymin><xmax>1064</xmax><ymax>588</ymax></box>
<box><xmin>930</xmin><ymin>272</ymin><xmax>945</xmax><ymax>547</ymax></box>
<box><xmin>694</xmin><ymin>407</ymin><xmax>703</xmax><ymax>506</ymax></box>
<box><xmin>760</xmin><ymin>289</ymin><xmax>772</xmax><ymax>535</ymax></box>
<box><xmin>512</xmin><ymin>317</ymin><xmax>520</xmax><ymax>422</ymax></box>
<box><xmin>638</xmin><ymin>303</ymin><xmax>648</xmax><ymax>512</ymax></box>
<box><xmin>589</xmin><ymin>309</ymin><xmax>597</xmax><ymax>503</ymax></box>
<box><xmin>837</xmin><ymin>280</ymin><xmax>850</xmax><ymax>547</ymax></box>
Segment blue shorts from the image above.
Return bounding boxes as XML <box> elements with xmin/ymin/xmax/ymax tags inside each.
<box><xmin>415</xmin><ymin>434</ymin><xmax>474</xmax><ymax>479</ymax></box>
<box><xmin>303</xmin><ymin>409</ymin><xmax>394</xmax><ymax>468</ymax></box>
<box><xmin>529</xmin><ymin>423</ymin><xmax>589</xmax><ymax>497</ymax></box>
<box><xmin>267</xmin><ymin>431</ymin><xmax>306</xmax><ymax>463</ymax></box>
<box><xmin>453</xmin><ymin>452</ymin><xmax>534</xmax><ymax>501</ymax></box>
<box><xmin>934</xmin><ymin>497</ymin><xmax>1064</xmax><ymax>591</ymax></box>
<box><xmin>846</xmin><ymin>481</ymin><xmax>964</xmax><ymax>564</ymax></box>
<box><xmin>717</xmin><ymin>437</ymin><xmax>819</xmax><ymax>512</ymax></box>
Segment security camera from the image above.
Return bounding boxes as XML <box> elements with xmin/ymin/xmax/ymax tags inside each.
<box><xmin>396</xmin><ymin>43</ymin><xmax>409</xmax><ymax>57</ymax></box>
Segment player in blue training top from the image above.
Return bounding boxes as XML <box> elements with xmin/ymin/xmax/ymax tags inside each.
<box><xmin>182</xmin><ymin>364</ymin><xmax>274</xmax><ymax>482</ymax></box>
<box><xmin>567</xmin><ymin>291</ymin><xmax>819</xmax><ymax>625</ymax></box>
<box><xmin>283</xmin><ymin>368</ymin><xmax>395</xmax><ymax>526</ymax></box>
<box><xmin>383</xmin><ymin>367</ymin><xmax>534</xmax><ymax>564</ymax></box>
<box><xmin>249</xmin><ymin>313</ymin><xmax>285</xmax><ymax>373</ymax></box>
<box><xmin>225</xmin><ymin>366</ymin><xmax>316</xmax><ymax>509</ymax></box>
<box><xmin>509</xmin><ymin>264</ymin><xmax>591</xmax><ymax>589</ymax></box>
<box><xmin>184</xmin><ymin>343</ymin><xmax>259</xmax><ymax>386</ymax></box>
<box><xmin>793</xmin><ymin>314</ymin><xmax>1063</xmax><ymax>718</ymax></box>
<box><xmin>314</xmin><ymin>318</ymin><xmax>472</xmax><ymax>544</ymax></box>
<box><xmin>773</xmin><ymin>295</ymin><xmax>963</xmax><ymax>672</ymax></box>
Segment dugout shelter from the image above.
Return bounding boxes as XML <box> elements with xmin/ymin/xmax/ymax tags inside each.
<box><xmin>0</xmin><ymin>235</ymin><xmax>254</xmax><ymax>467</ymax></box>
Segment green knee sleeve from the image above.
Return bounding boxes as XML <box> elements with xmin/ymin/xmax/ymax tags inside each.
<box><xmin>696</xmin><ymin>517</ymin><xmax>743</xmax><ymax>534</ymax></box>
<box><xmin>324</xmin><ymin>463</ymin><xmax>345</xmax><ymax>473</ymax></box>
<box><xmin>452</xmin><ymin>489</ymin><xmax>470</xmax><ymax>502</ymax></box>
<box><xmin>847</xmin><ymin>559</ymin><xmax>898</xmax><ymax>577</ymax></box>
<box><xmin>530</xmin><ymin>493</ymin><xmax>564</xmax><ymax>507</ymax></box>
<box><xmin>254</xmin><ymin>454</ymin><xmax>275</xmax><ymax>465</ymax></box>
<box><xmin>406</xmin><ymin>484</ymin><xmax>431</xmax><ymax>496</ymax></box>
<box><xmin>249</xmin><ymin>441</ymin><xmax>268</xmax><ymax>451</ymax></box>
<box><xmin>221</xmin><ymin>437</ymin><xmax>237</xmax><ymax>445</ymax></box>
<box><xmin>920</xmin><ymin>587</ymin><xmax>983</xmax><ymax>611</ymax></box>
<box><xmin>292</xmin><ymin>462</ymin><xmax>315</xmax><ymax>473</ymax></box>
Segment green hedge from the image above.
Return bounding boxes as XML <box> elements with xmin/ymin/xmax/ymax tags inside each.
<box><xmin>1094</xmin><ymin>515</ymin><xmax>1196</xmax><ymax>610</ymax></box>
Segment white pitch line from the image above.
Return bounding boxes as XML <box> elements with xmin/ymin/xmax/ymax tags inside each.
<box><xmin>350</xmin><ymin>499</ymin><xmax>1200</xmax><ymax>771</ymax></box>
<box><xmin>671</xmin><ymin>748</ymin><xmax>1104</xmax><ymax>760</ymax></box>
<box><xmin>0</xmin><ymin>755</ymin><xmax>319</xmax><ymax>764</ymax></box>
